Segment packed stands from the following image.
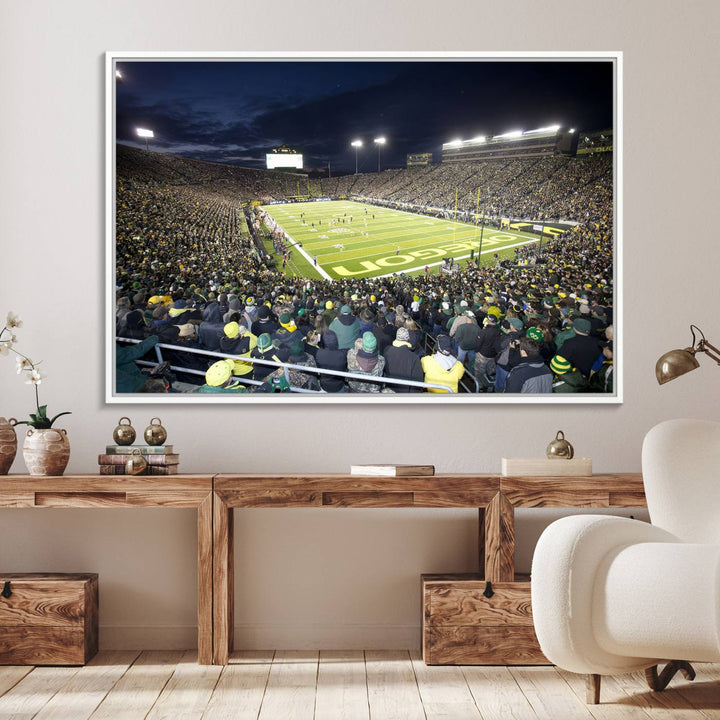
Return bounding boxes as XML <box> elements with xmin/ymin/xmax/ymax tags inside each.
<box><xmin>115</xmin><ymin>143</ymin><xmax>614</xmax><ymax>394</ymax></box>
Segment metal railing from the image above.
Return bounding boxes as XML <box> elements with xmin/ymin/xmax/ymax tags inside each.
<box><xmin>116</xmin><ymin>338</ymin><xmax>454</xmax><ymax>393</ymax></box>
<box><xmin>421</xmin><ymin>332</ymin><xmax>481</xmax><ymax>394</ymax></box>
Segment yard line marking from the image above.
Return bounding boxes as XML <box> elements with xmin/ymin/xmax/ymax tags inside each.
<box><xmin>278</xmin><ymin>226</ymin><xmax>333</xmax><ymax>281</ymax></box>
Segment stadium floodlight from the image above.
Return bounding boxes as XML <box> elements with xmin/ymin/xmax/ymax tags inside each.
<box><xmin>495</xmin><ymin>130</ymin><xmax>523</xmax><ymax>140</ymax></box>
<box><xmin>374</xmin><ymin>137</ymin><xmax>386</xmax><ymax>172</ymax></box>
<box><xmin>136</xmin><ymin>127</ymin><xmax>154</xmax><ymax>150</ymax></box>
<box><xmin>351</xmin><ymin>139</ymin><xmax>363</xmax><ymax>174</ymax></box>
<box><xmin>524</xmin><ymin>125</ymin><xmax>561</xmax><ymax>135</ymax></box>
<box><xmin>471</xmin><ymin>136</ymin><xmax>487</xmax><ymax>144</ymax></box>
<box><xmin>570</xmin><ymin>128</ymin><xmax>576</xmax><ymax>133</ymax></box>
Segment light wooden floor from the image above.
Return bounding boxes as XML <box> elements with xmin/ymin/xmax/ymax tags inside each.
<box><xmin>0</xmin><ymin>650</ymin><xmax>718</xmax><ymax>719</ymax></box>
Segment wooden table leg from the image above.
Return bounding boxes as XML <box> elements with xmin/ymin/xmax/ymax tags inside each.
<box><xmin>197</xmin><ymin>493</ymin><xmax>213</xmax><ymax>665</ymax></box>
<box><xmin>483</xmin><ymin>492</ymin><xmax>515</xmax><ymax>582</ymax></box>
<box><xmin>213</xmin><ymin>492</ymin><xmax>234</xmax><ymax>665</ymax></box>
<box><xmin>478</xmin><ymin>507</ymin><xmax>486</xmax><ymax>577</ymax></box>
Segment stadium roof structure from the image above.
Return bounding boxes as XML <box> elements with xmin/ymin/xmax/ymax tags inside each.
<box><xmin>577</xmin><ymin>129</ymin><xmax>613</xmax><ymax>155</ymax></box>
<box><xmin>270</xmin><ymin>144</ymin><xmax>300</xmax><ymax>155</ymax></box>
<box><xmin>441</xmin><ymin>125</ymin><xmax>578</xmax><ymax>162</ymax></box>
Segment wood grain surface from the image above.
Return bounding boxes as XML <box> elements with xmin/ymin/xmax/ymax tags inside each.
<box><xmin>0</xmin><ymin>474</ymin><xmax>213</xmax><ymax>493</ymax></box>
<box><xmin>0</xmin><ymin>477</ymin><xmax>214</xmax><ymax>665</ymax></box>
<box><xmin>0</xmin><ymin>574</ymin><xmax>98</xmax><ymax>665</ymax></box>
<box><xmin>215</xmin><ymin>474</ymin><xmax>501</xmax><ymax>508</ymax></box>
<box><xmin>3</xmin><ymin>652</ymin><xmax>716</xmax><ymax>718</ymax></box>
<box><xmin>483</xmin><ymin>492</ymin><xmax>515</xmax><ymax>582</ymax></box>
<box><xmin>213</xmin><ymin>492</ymin><xmax>234</xmax><ymax>665</ymax></box>
<box><xmin>196</xmin><ymin>493</ymin><xmax>213</xmax><ymax>667</ymax></box>
<box><xmin>1</xmin><ymin>577</ymin><xmax>88</xmax><ymax>627</ymax></box>
<box><xmin>500</xmin><ymin>474</ymin><xmax>645</xmax><ymax>507</ymax></box>
<box><xmin>427</xmin><ymin>581</ymin><xmax>534</xmax><ymax>627</ymax></box>
<box><xmin>0</xmin><ymin>627</ymin><xmax>88</xmax><ymax>665</ymax></box>
<box><xmin>425</xmin><ymin>626</ymin><xmax>546</xmax><ymax>665</ymax></box>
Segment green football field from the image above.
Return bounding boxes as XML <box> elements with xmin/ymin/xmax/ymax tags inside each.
<box><xmin>259</xmin><ymin>199</ymin><xmax>548</xmax><ymax>281</ymax></box>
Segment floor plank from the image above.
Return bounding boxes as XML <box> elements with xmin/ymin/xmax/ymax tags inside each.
<box><xmin>674</xmin><ymin>663</ymin><xmax>720</xmax><ymax>720</ymax></box>
<box><xmin>463</xmin><ymin>665</ymin><xmax>538</xmax><ymax>720</ymax></box>
<box><xmin>510</xmin><ymin>666</ymin><xmax>596</xmax><ymax>720</ymax></box>
<box><xmin>610</xmin><ymin>669</ymin><xmax>706</xmax><ymax>719</ymax></box>
<box><xmin>365</xmin><ymin>650</ymin><xmax>425</xmax><ymax>720</ymax></box>
<box><xmin>410</xmin><ymin>649</ymin><xmax>483</xmax><ymax>719</ymax></box>
<box><xmin>33</xmin><ymin>651</ymin><xmax>140</xmax><ymax>720</ymax></box>
<box><xmin>1</xmin><ymin>652</ymin><xmax>717</xmax><ymax>720</ymax></box>
<box><xmin>89</xmin><ymin>650</ymin><xmax>184</xmax><ymax>720</ymax></box>
<box><xmin>556</xmin><ymin>668</ymin><xmax>653</xmax><ymax>719</ymax></box>
<box><xmin>226</xmin><ymin>650</ymin><xmax>275</xmax><ymax>665</ymax></box>
<box><xmin>0</xmin><ymin>667</ymin><xmax>33</xmax><ymax>699</ymax></box>
<box><xmin>314</xmin><ymin>650</ymin><xmax>369</xmax><ymax>720</ymax></box>
<box><xmin>145</xmin><ymin>649</ymin><xmax>223</xmax><ymax>720</ymax></box>
<box><xmin>257</xmin><ymin>651</ymin><xmax>319</xmax><ymax>720</ymax></box>
<box><xmin>0</xmin><ymin>665</ymin><xmax>80</xmax><ymax>719</ymax></box>
<box><xmin>202</xmin><ymin>651</ymin><xmax>273</xmax><ymax>720</ymax></box>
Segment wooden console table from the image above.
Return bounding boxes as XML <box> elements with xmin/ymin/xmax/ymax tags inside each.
<box><xmin>1</xmin><ymin>473</ymin><xmax>647</xmax><ymax>666</ymax></box>
<box><xmin>0</xmin><ymin>475</ymin><xmax>214</xmax><ymax>665</ymax></box>
<box><xmin>212</xmin><ymin>473</ymin><xmax>645</xmax><ymax>665</ymax></box>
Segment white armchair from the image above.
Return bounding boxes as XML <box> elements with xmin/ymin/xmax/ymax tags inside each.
<box><xmin>531</xmin><ymin>418</ymin><xmax>720</xmax><ymax>703</ymax></box>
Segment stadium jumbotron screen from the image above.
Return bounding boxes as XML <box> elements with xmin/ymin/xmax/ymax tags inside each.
<box><xmin>109</xmin><ymin>52</ymin><xmax>621</xmax><ymax>403</ymax></box>
<box><xmin>266</xmin><ymin>153</ymin><xmax>303</xmax><ymax>170</ymax></box>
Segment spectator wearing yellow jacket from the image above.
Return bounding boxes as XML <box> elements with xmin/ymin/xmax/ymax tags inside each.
<box><xmin>421</xmin><ymin>335</ymin><xmax>465</xmax><ymax>393</ymax></box>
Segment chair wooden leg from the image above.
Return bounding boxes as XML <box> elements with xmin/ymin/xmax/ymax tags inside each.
<box><xmin>645</xmin><ymin>661</ymin><xmax>696</xmax><ymax>692</ymax></box>
<box><xmin>586</xmin><ymin>674</ymin><xmax>601</xmax><ymax>704</ymax></box>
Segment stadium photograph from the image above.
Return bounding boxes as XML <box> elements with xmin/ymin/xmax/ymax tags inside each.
<box><xmin>109</xmin><ymin>53</ymin><xmax>619</xmax><ymax>401</ymax></box>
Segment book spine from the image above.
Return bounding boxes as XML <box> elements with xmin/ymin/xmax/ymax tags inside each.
<box><xmin>147</xmin><ymin>465</ymin><xmax>179</xmax><ymax>475</ymax></box>
<box><xmin>98</xmin><ymin>464</ymin><xmax>179</xmax><ymax>475</ymax></box>
<box><xmin>98</xmin><ymin>454</ymin><xmax>180</xmax><ymax>466</ymax></box>
<box><xmin>98</xmin><ymin>464</ymin><xmax>127</xmax><ymax>475</ymax></box>
<box><xmin>350</xmin><ymin>467</ymin><xmax>395</xmax><ymax>476</ymax></box>
<box><xmin>105</xmin><ymin>445</ymin><xmax>174</xmax><ymax>455</ymax></box>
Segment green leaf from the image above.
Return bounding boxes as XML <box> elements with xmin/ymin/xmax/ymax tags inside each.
<box><xmin>36</xmin><ymin>405</ymin><xmax>48</xmax><ymax>419</ymax></box>
<box><xmin>48</xmin><ymin>411</ymin><xmax>72</xmax><ymax>427</ymax></box>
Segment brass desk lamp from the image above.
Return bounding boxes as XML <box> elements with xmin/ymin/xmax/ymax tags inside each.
<box><xmin>656</xmin><ymin>325</ymin><xmax>720</xmax><ymax>384</ymax></box>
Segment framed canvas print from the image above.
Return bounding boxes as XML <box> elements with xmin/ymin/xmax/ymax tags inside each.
<box><xmin>106</xmin><ymin>51</ymin><xmax>621</xmax><ymax>403</ymax></box>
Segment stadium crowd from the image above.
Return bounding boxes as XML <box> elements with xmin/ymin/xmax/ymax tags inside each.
<box><xmin>115</xmin><ymin>145</ymin><xmax>614</xmax><ymax>395</ymax></box>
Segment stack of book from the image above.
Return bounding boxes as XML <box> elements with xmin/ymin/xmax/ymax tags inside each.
<box><xmin>98</xmin><ymin>445</ymin><xmax>180</xmax><ymax>475</ymax></box>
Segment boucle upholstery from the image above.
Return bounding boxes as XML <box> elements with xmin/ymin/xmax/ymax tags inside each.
<box><xmin>531</xmin><ymin>419</ymin><xmax>720</xmax><ymax>675</ymax></box>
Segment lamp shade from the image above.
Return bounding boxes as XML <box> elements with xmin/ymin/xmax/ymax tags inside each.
<box><xmin>655</xmin><ymin>348</ymin><xmax>700</xmax><ymax>385</ymax></box>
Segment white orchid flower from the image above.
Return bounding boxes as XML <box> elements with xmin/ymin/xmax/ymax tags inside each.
<box><xmin>16</xmin><ymin>356</ymin><xmax>33</xmax><ymax>373</ymax></box>
<box><xmin>25</xmin><ymin>368</ymin><xmax>46</xmax><ymax>385</ymax></box>
<box><xmin>6</xmin><ymin>312</ymin><xmax>22</xmax><ymax>329</ymax></box>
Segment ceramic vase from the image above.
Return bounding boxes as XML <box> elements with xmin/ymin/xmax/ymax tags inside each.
<box><xmin>22</xmin><ymin>427</ymin><xmax>70</xmax><ymax>476</ymax></box>
<box><xmin>0</xmin><ymin>417</ymin><xmax>18</xmax><ymax>475</ymax></box>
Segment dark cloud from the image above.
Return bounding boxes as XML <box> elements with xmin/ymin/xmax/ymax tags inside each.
<box><xmin>115</xmin><ymin>60</ymin><xmax>613</xmax><ymax>172</ymax></box>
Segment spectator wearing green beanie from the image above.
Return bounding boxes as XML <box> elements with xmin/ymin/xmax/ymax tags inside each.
<box><xmin>346</xmin><ymin>332</ymin><xmax>385</xmax><ymax>393</ymax></box>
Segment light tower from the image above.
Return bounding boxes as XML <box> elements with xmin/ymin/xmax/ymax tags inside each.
<box><xmin>351</xmin><ymin>139</ymin><xmax>362</xmax><ymax>174</ymax></box>
<box><xmin>374</xmin><ymin>136</ymin><xmax>386</xmax><ymax>172</ymax></box>
<box><xmin>136</xmin><ymin>127</ymin><xmax>154</xmax><ymax>151</ymax></box>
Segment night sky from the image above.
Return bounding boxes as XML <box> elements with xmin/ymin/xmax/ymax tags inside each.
<box><xmin>115</xmin><ymin>59</ymin><xmax>614</xmax><ymax>174</ymax></box>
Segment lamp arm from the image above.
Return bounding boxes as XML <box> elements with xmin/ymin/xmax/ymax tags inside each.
<box><xmin>698</xmin><ymin>339</ymin><xmax>720</xmax><ymax>365</ymax></box>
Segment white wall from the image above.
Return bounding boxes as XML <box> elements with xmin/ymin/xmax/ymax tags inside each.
<box><xmin>1</xmin><ymin>0</ymin><xmax>718</xmax><ymax>650</ymax></box>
